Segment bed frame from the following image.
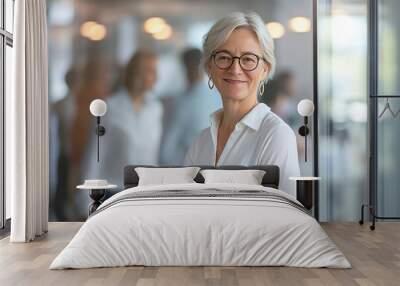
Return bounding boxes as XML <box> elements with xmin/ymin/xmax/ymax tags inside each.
<box><xmin>124</xmin><ymin>165</ymin><xmax>280</xmax><ymax>189</ymax></box>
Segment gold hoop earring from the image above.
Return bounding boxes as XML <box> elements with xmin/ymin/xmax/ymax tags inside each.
<box><xmin>259</xmin><ymin>81</ymin><xmax>265</xmax><ymax>95</ymax></box>
<box><xmin>208</xmin><ymin>77</ymin><xmax>214</xmax><ymax>89</ymax></box>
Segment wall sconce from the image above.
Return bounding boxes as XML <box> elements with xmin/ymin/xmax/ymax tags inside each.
<box><xmin>89</xmin><ymin>99</ymin><xmax>107</xmax><ymax>162</ymax></box>
<box><xmin>297</xmin><ymin>99</ymin><xmax>314</xmax><ymax>162</ymax></box>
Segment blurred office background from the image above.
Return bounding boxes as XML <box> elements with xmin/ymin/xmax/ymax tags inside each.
<box><xmin>45</xmin><ymin>0</ymin><xmax>377</xmax><ymax>223</ymax></box>
<box><xmin>47</xmin><ymin>0</ymin><xmax>315</xmax><ymax>221</ymax></box>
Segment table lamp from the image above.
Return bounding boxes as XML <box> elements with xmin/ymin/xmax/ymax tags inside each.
<box><xmin>89</xmin><ymin>99</ymin><xmax>107</xmax><ymax>162</ymax></box>
<box><xmin>297</xmin><ymin>99</ymin><xmax>314</xmax><ymax>162</ymax></box>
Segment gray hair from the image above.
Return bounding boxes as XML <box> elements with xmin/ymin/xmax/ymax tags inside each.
<box><xmin>202</xmin><ymin>12</ymin><xmax>275</xmax><ymax>80</ymax></box>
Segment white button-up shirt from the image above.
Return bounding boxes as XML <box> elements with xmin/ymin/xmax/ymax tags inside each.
<box><xmin>184</xmin><ymin>103</ymin><xmax>300</xmax><ymax>196</ymax></box>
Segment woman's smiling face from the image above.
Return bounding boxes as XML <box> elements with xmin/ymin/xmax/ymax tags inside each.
<box><xmin>208</xmin><ymin>27</ymin><xmax>269</xmax><ymax>102</ymax></box>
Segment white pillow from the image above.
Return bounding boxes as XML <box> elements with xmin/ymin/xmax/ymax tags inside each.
<box><xmin>135</xmin><ymin>167</ymin><xmax>200</xmax><ymax>186</ymax></box>
<box><xmin>200</xmin><ymin>169</ymin><xmax>266</xmax><ymax>185</ymax></box>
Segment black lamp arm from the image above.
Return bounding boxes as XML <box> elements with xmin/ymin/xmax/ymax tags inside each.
<box><xmin>298</xmin><ymin>116</ymin><xmax>310</xmax><ymax>162</ymax></box>
<box><xmin>95</xmin><ymin>116</ymin><xmax>106</xmax><ymax>162</ymax></box>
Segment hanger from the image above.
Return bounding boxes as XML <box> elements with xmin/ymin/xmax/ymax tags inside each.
<box><xmin>378</xmin><ymin>98</ymin><xmax>398</xmax><ymax>118</ymax></box>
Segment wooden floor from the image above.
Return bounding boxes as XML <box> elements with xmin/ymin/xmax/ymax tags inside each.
<box><xmin>0</xmin><ymin>222</ymin><xmax>399</xmax><ymax>286</ymax></box>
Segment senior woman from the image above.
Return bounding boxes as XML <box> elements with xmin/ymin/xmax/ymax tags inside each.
<box><xmin>184</xmin><ymin>12</ymin><xmax>300</xmax><ymax>196</ymax></box>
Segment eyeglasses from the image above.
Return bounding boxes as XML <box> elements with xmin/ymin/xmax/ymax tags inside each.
<box><xmin>211</xmin><ymin>51</ymin><xmax>265</xmax><ymax>71</ymax></box>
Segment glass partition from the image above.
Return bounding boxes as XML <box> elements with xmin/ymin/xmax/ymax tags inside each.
<box><xmin>376</xmin><ymin>0</ymin><xmax>400</xmax><ymax>217</ymax></box>
<box><xmin>317</xmin><ymin>0</ymin><xmax>368</xmax><ymax>221</ymax></box>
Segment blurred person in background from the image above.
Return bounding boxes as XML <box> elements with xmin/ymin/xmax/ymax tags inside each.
<box><xmin>260</xmin><ymin>71</ymin><xmax>306</xmax><ymax>162</ymax></box>
<box><xmin>160</xmin><ymin>48</ymin><xmax>221</xmax><ymax>164</ymax></box>
<box><xmin>50</xmin><ymin>66</ymin><xmax>77</xmax><ymax>221</ymax></box>
<box><xmin>260</xmin><ymin>71</ymin><xmax>298</xmax><ymax>127</ymax></box>
<box><xmin>49</xmin><ymin>109</ymin><xmax>60</xmax><ymax>221</ymax></box>
<box><xmin>52</xmin><ymin>57</ymin><xmax>112</xmax><ymax>220</ymax></box>
<box><xmin>83</xmin><ymin>50</ymin><xmax>162</xmax><ymax>192</ymax></box>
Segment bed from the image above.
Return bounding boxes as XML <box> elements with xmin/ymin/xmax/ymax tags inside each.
<box><xmin>50</xmin><ymin>165</ymin><xmax>351</xmax><ymax>269</ymax></box>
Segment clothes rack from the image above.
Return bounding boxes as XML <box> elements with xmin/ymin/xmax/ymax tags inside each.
<box><xmin>360</xmin><ymin>95</ymin><xmax>400</xmax><ymax>230</ymax></box>
<box><xmin>359</xmin><ymin>0</ymin><xmax>400</xmax><ymax>230</ymax></box>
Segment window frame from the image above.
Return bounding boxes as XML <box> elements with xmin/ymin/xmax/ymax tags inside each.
<box><xmin>1</xmin><ymin>0</ymin><xmax>14</xmax><ymax>231</ymax></box>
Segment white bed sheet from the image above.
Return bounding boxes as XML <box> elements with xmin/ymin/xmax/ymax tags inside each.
<box><xmin>50</xmin><ymin>183</ymin><xmax>351</xmax><ymax>269</ymax></box>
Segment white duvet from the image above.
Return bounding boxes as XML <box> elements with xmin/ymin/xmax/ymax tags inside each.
<box><xmin>50</xmin><ymin>183</ymin><xmax>351</xmax><ymax>269</ymax></box>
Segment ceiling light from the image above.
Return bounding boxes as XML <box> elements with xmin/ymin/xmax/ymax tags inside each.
<box><xmin>80</xmin><ymin>21</ymin><xmax>97</xmax><ymax>38</ymax></box>
<box><xmin>88</xmin><ymin>24</ymin><xmax>107</xmax><ymax>41</ymax></box>
<box><xmin>266</xmin><ymin>22</ymin><xmax>285</xmax><ymax>39</ymax></box>
<box><xmin>144</xmin><ymin>17</ymin><xmax>167</xmax><ymax>34</ymax></box>
<box><xmin>80</xmin><ymin>21</ymin><xmax>107</xmax><ymax>41</ymax></box>
<box><xmin>152</xmin><ymin>24</ymin><xmax>173</xmax><ymax>40</ymax></box>
<box><xmin>289</xmin><ymin>17</ymin><xmax>311</xmax><ymax>33</ymax></box>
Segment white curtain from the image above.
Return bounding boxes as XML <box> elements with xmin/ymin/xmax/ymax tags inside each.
<box><xmin>7</xmin><ymin>0</ymin><xmax>49</xmax><ymax>242</ymax></box>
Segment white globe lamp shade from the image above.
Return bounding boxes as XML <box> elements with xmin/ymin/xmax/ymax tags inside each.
<box><xmin>90</xmin><ymin>99</ymin><xmax>107</xmax><ymax>117</ymax></box>
<box><xmin>297</xmin><ymin>99</ymin><xmax>314</xmax><ymax>117</ymax></box>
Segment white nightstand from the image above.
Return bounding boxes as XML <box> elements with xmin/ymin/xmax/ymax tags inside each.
<box><xmin>77</xmin><ymin>181</ymin><xmax>117</xmax><ymax>216</ymax></box>
<box><xmin>290</xmin><ymin>177</ymin><xmax>321</xmax><ymax>219</ymax></box>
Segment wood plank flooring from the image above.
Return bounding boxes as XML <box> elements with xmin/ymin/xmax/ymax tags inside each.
<box><xmin>0</xmin><ymin>222</ymin><xmax>399</xmax><ymax>286</ymax></box>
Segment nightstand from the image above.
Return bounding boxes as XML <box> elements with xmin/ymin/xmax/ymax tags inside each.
<box><xmin>77</xmin><ymin>182</ymin><xmax>117</xmax><ymax>216</ymax></box>
<box><xmin>290</xmin><ymin>177</ymin><xmax>321</xmax><ymax>219</ymax></box>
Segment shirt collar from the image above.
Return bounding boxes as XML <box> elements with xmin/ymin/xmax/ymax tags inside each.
<box><xmin>209</xmin><ymin>103</ymin><xmax>270</xmax><ymax>131</ymax></box>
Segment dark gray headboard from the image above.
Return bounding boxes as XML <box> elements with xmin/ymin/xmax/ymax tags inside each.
<box><xmin>124</xmin><ymin>165</ymin><xmax>280</xmax><ymax>189</ymax></box>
